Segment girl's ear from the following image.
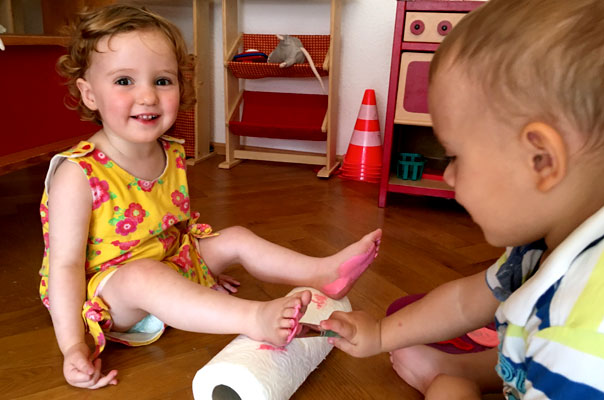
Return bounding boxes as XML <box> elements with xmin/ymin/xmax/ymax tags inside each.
<box><xmin>76</xmin><ymin>78</ymin><xmax>98</xmax><ymax>111</ymax></box>
<box><xmin>521</xmin><ymin>122</ymin><xmax>567</xmax><ymax>192</ymax></box>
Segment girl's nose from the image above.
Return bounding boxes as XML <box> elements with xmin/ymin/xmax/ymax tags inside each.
<box><xmin>443</xmin><ymin>162</ymin><xmax>455</xmax><ymax>188</ymax></box>
<box><xmin>137</xmin><ymin>86</ymin><xmax>158</xmax><ymax>106</ymax></box>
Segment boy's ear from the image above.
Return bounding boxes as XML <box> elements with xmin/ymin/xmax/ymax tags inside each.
<box><xmin>76</xmin><ymin>78</ymin><xmax>98</xmax><ymax>111</ymax></box>
<box><xmin>521</xmin><ymin>122</ymin><xmax>567</xmax><ymax>192</ymax></box>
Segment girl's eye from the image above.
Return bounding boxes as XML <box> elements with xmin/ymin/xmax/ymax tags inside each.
<box><xmin>156</xmin><ymin>78</ymin><xmax>172</xmax><ymax>86</ymax></box>
<box><xmin>115</xmin><ymin>77</ymin><xmax>133</xmax><ymax>86</ymax></box>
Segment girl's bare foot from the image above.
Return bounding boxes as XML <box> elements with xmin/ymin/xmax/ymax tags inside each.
<box><xmin>320</xmin><ymin>229</ymin><xmax>382</xmax><ymax>299</ymax></box>
<box><xmin>250</xmin><ymin>290</ymin><xmax>312</xmax><ymax>346</ymax></box>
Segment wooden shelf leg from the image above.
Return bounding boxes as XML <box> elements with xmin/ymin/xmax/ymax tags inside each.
<box><xmin>316</xmin><ymin>160</ymin><xmax>340</xmax><ymax>178</ymax></box>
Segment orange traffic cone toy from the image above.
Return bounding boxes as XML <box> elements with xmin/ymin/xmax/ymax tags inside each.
<box><xmin>339</xmin><ymin>89</ymin><xmax>383</xmax><ymax>183</ymax></box>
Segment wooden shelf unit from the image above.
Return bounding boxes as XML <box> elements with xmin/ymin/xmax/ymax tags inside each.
<box><xmin>219</xmin><ymin>0</ymin><xmax>341</xmax><ymax>178</ymax></box>
<box><xmin>378</xmin><ymin>0</ymin><xmax>485</xmax><ymax>207</ymax></box>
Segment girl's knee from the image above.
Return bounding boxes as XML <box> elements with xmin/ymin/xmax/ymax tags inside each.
<box><xmin>108</xmin><ymin>259</ymin><xmax>169</xmax><ymax>289</ymax></box>
<box><xmin>218</xmin><ymin>225</ymin><xmax>252</xmax><ymax>239</ymax></box>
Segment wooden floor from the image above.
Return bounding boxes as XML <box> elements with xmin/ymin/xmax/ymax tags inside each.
<box><xmin>0</xmin><ymin>155</ymin><xmax>502</xmax><ymax>399</ymax></box>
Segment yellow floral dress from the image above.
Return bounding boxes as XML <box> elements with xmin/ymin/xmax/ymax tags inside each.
<box><xmin>39</xmin><ymin>136</ymin><xmax>218</xmax><ymax>358</ymax></box>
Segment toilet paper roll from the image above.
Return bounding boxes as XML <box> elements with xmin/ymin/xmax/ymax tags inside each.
<box><xmin>192</xmin><ymin>287</ymin><xmax>351</xmax><ymax>400</ymax></box>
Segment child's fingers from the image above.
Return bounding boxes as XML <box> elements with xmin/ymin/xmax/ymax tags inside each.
<box><xmin>74</xmin><ymin>355</ymin><xmax>95</xmax><ymax>375</ymax></box>
<box><xmin>328</xmin><ymin>336</ymin><xmax>358</xmax><ymax>356</ymax></box>
<box><xmin>221</xmin><ymin>281</ymin><xmax>239</xmax><ymax>293</ymax></box>
<box><xmin>89</xmin><ymin>369</ymin><xmax>119</xmax><ymax>389</ymax></box>
<box><xmin>65</xmin><ymin>352</ymin><xmax>96</xmax><ymax>383</ymax></box>
<box><xmin>321</xmin><ymin>312</ymin><xmax>355</xmax><ymax>339</ymax></box>
<box><xmin>218</xmin><ymin>274</ymin><xmax>241</xmax><ymax>286</ymax></box>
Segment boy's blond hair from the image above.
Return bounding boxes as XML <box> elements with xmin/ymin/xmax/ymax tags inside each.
<box><xmin>431</xmin><ymin>0</ymin><xmax>604</xmax><ymax>148</ymax></box>
<box><xmin>57</xmin><ymin>4</ymin><xmax>195</xmax><ymax>124</ymax></box>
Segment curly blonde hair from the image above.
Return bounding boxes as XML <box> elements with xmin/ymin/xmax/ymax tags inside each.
<box><xmin>57</xmin><ymin>4</ymin><xmax>196</xmax><ymax>124</ymax></box>
<box><xmin>431</xmin><ymin>0</ymin><xmax>604</xmax><ymax>149</ymax></box>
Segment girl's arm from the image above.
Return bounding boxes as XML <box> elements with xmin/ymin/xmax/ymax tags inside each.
<box><xmin>323</xmin><ymin>269</ymin><xmax>500</xmax><ymax>357</ymax></box>
<box><xmin>47</xmin><ymin>160</ymin><xmax>117</xmax><ymax>388</ymax></box>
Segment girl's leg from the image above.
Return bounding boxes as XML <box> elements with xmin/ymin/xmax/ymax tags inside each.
<box><xmin>197</xmin><ymin>226</ymin><xmax>382</xmax><ymax>299</ymax></box>
<box><xmin>390</xmin><ymin>345</ymin><xmax>500</xmax><ymax>395</ymax></box>
<box><xmin>99</xmin><ymin>258</ymin><xmax>312</xmax><ymax>346</ymax></box>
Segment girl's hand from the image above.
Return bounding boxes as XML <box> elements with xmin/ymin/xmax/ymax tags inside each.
<box><xmin>321</xmin><ymin>310</ymin><xmax>383</xmax><ymax>358</ymax></box>
<box><xmin>63</xmin><ymin>342</ymin><xmax>118</xmax><ymax>389</ymax></box>
<box><xmin>213</xmin><ymin>274</ymin><xmax>241</xmax><ymax>294</ymax></box>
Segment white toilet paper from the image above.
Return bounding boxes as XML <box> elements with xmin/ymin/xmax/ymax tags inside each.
<box><xmin>192</xmin><ymin>287</ymin><xmax>351</xmax><ymax>400</ymax></box>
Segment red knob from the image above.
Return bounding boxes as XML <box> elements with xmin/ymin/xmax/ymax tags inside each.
<box><xmin>410</xmin><ymin>20</ymin><xmax>425</xmax><ymax>35</ymax></box>
<box><xmin>438</xmin><ymin>21</ymin><xmax>453</xmax><ymax>36</ymax></box>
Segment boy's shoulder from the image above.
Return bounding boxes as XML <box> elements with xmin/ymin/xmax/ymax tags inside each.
<box><xmin>497</xmin><ymin>205</ymin><xmax>604</xmax><ymax>325</ymax></box>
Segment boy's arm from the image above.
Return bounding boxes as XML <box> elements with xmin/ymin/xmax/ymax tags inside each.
<box><xmin>323</xmin><ymin>269</ymin><xmax>500</xmax><ymax>357</ymax></box>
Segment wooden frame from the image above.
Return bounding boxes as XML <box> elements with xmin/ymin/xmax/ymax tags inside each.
<box><xmin>218</xmin><ymin>0</ymin><xmax>340</xmax><ymax>178</ymax></box>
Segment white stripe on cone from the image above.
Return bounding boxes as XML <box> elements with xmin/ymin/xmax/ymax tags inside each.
<box><xmin>349</xmin><ymin>131</ymin><xmax>382</xmax><ymax>147</ymax></box>
<box><xmin>357</xmin><ymin>104</ymin><xmax>379</xmax><ymax>121</ymax></box>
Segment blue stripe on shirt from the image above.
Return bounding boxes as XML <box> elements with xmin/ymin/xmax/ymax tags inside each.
<box><xmin>527</xmin><ymin>358</ymin><xmax>604</xmax><ymax>399</ymax></box>
<box><xmin>534</xmin><ymin>279</ymin><xmax>560</xmax><ymax>330</ymax></box>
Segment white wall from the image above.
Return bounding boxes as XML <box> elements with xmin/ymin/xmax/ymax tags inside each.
<box><xmin>146</xmin><ymin>0</ymin><xmax>396</xmax><ymax>156</ymax></box>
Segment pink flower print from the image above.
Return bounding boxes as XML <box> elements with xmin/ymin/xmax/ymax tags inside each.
<box><xmin>171</xmin><ymin>190</ymin><xmax>185</xmax><ymax>207</ymax></box>
<box><xmin>42</xmin><ymin>296</ymin><xmax>50</xmax><ymax>309</ymax></box>
<box><xmin>161</xmin><ymin>213</ymin><xmax>179</xmax><ymax>230</ymax></box>
<box><xmin>92</xmin><ymin>149</ymin><xmax>109</xmax><ymax>165</ymax></box>
<box><xmin>176</xmin><ymin>156</ymin><xmax>186</xmax><ymax>170</ymax></box>
<box><xmin>124</xmin><ymin>203</ymin><xmax>146</xmax><ymax>223</ymax></box>
<box><xmin>115</xmin><ymin>218</ymin><xmax>138</xmax><ymax>236</ymax></box>
<box><xmin>40</xmin><ymin>204</ymin><xmax>49</xmax><ymax>225</ymax></box>
<box><xmin>179</xmin><ymin>197</ymin><xmax>190</xmax><ymax>214</ymax></box>
<box><xmin>162</xmin><ymin>141</ymin><xmax>171</xmax><ymax>150</ymax></box>
<box><xmin>86</xmin><ymin>307</ymin><xmax>103</xmax><ymax>322</ymax></box>
<box><xmin>137</xmin><ymin>179</ymin><xmax>155</xmax><ymax>192</ymax></box>
<box><xmin>172</xmin><ymin>245</ymin><xmax>192</xmax><ymax>273</ymax></box>
<box><xmin>100</xmin><ymin>252</ymin><xmax>132</xmax><ymax>271</ymax></box>
<box><xmin>89</xmin><ymin>177</ymin><xmax>111</xmax><ymax>210</ymax></box>
<box><xmin>79</xmin><ymin>161</ymin><xmax>93</xmax><ymax>176</ymax></box>
<box><xmin>43</xmin><ymin>232</ymin><xmax>49</xmax><ymax>256</ymax></box>
<box><xmin>96</xmin><ymin>332</ymin><xmax>106</xmax><ymax>348</ymax></box>
<box><xmin>111</xmin><ymin>239</ymin><xmax>140</xmax><ymax>251</ymax></box>
<box><xmin>191</xmin><ymin>211</ymin><xmax>200</xmax><ymax>220</ymax></box>
<box><xmin>158</xmin><ymin>234</ymin><xmax>177</xmax><ymax>251</ymax></box>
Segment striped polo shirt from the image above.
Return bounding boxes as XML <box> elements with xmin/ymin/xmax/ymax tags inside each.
<box><xmin>486</xmin><ymin>206</ymin><xmax>604</xmax><ymax>399</ymax></box>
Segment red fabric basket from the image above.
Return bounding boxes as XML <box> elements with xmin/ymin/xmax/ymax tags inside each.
<box><xmin>227</xmin><ymin>34</ymin><xmax>330</xmax><ymax>79</ymax></box>
<box><xmin>229</xmin><ymin>91</ymin><xmax>328</xmax><ymax>141</ymax></box>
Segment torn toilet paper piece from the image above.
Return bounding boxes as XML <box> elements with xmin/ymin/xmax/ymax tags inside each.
<box><xmin>192</xmin><ymin>287</ymin><xmax>351</xmax><ymax>400</ymax></box>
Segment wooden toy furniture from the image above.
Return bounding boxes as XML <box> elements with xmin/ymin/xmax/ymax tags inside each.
<box><xmin>220</xmin><ymin>0</ymin><xmax>341</xmax><ymax>178</ymax></box>
<box><xmin>378</xmin><ymin>0</ymin><xmax>485</xmax><ymax>207</ymax></box>
<box><xmin>0</xmin><ymin>0</ymin><xmax>212</xmax><ymax>175</ymax></box>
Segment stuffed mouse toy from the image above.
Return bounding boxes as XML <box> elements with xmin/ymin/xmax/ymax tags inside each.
<box><xmin>268</xmin><ymin>34</ymin><xmax>326</xmax><ymax>93</ymax></box>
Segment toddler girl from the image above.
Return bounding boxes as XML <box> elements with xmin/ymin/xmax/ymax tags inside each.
<box><xmin>39</xmin><ymin>4</ymin><xmax>381</xmax><ymax>389</ymax></box>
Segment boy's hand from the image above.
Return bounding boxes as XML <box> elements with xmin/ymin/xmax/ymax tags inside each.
<box><xmin>63</xmin><ymin>342</ymin><xmax>118</xmax><ymax>389</ymax></box>
<box><xmin>321</xmin><ymin>310</ymin><xmax>383</xmax><ymax>358</ymax></box>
